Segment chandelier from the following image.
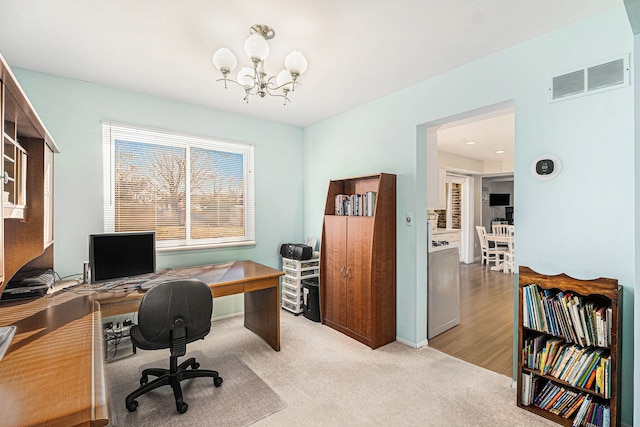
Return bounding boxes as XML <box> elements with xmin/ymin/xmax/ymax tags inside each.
<box><xmin>212</xmin><ymin>24</ymin><xmax>308</xmax><ymax>105</ymax></box>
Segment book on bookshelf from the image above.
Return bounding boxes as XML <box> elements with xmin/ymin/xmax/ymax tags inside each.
<box><xmin>335</xmin><ymin>194</ymin><xmax>349</xmax><ymax>215</ymax></box>
<box><xmin>333</xmin><ymin>191</ymin><xmax>377</xmax><ymax>216</ymax></box>
<box><xmin>522</xmin><ymin>284</ymin><xmax>612</xmax><ymax>348</ymax></box>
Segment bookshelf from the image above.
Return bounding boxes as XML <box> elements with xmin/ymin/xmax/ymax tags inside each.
<box><xmin>320</xmin><ymin>173</ymin><xmax>396</xmax><ymax>349</ymax></box>
<box><xmin>517</xmin><ymin>266</ymin><xmax>621</xmax><ymax>427</ymax></box>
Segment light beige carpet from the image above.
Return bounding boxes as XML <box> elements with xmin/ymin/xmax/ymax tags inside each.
<box><xmin>106</xmin><ymin>350</ymin><xmax>287</xmax><ymax>426</ymax></box>
<box><xmin>103</xmin><ymin>312</ymin><xmax>557</xmax><ymax>426</ymax></box>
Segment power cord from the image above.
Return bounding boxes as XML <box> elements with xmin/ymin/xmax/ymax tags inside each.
<box><xmin>103</xmin><ymin>320</ymin><xmax>136</xmax><ymax>361</ymax></box>
<box><xmin>56</xmin><ymin>272</ymin><xmax>82</xmax><ymax>282</ymax></box>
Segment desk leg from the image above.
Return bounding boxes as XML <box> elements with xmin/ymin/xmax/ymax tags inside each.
<box><xmin>244</xmin><ymin>285</ymin><xmax>280</xmax><ymax>351</ymax></box>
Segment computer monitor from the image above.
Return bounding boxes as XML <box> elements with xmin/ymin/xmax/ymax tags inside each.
<box><xmin>89</xmin><ymin>231</ymin><xmax>156</xmax><ymax>283</ymax></box>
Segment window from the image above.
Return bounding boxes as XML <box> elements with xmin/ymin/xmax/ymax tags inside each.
<box><xmin>102</xmin><ymin>122</ymin><xmax>255</xmax><ymax>250</ymax></box>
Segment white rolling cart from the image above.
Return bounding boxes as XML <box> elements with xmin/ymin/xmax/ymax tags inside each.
<box><xmin>281</xmin><ymin>257</ymin><xmax>319</xmax><ymax>314</ymax></box>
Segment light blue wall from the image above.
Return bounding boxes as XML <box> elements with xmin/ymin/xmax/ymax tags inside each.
<box><xmin>12</xmin><ymin>70</ymin><xmax>305</xmax><ymax>317</ymax></box>
<box><xmin>303</xmin><ymin>7</ymin><xmax>635</xmax><ymax>424</ymax></box>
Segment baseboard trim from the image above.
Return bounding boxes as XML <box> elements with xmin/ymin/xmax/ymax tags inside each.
<box><xmin>212</xmin><ymin>312</ymin><xmax>243</xmax><ymax>322</ymax></box>
<box><xmin>396</xmin><ymin>336</ymin><xmax>426</xmax><ymax>349</ymax></box>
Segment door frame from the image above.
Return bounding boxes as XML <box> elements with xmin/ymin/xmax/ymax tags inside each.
<box><xmin>444</xmin><ymin>173</ymin><xmax>474</xmax><ymax>263</ymax></box>
<box><xmin>416</xmin><ymin>99</ymin><xmax>514</xmax><ymax>349</ymax></box>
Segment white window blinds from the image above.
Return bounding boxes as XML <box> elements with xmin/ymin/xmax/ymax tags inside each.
<box><xmin>102</xmin><ymin>122</ymin><xmax>255</xmax><ymax>250</ymax></box>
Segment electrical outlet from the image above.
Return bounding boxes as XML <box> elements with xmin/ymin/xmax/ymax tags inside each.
<box><xmin>405</xmin><ymin>212</ymin><xmax>414</xmax><ymax>226</ymax></box>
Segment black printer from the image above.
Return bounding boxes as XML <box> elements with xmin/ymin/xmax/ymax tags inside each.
<box><xmin>279</xmin><ymin>243</ymin><xmax>313</xmax><ymax>260</ymax></box>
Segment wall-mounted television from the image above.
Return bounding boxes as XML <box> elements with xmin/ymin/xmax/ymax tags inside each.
<box><xmin>89</xmin><ymin>231</ymin><xmax>156</xmax><ymax>283</ymax></box>
<box><xmin>489</xmin><ymin>193</ymin><xmax>510</xmax><ymax>206</ymax></box>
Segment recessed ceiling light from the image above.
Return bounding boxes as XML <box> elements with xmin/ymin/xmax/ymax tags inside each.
<box><xmin>466</xmin><ymin>141</ymin><xmax>477</xmax><ymax>145</ymax></box>
<box><xmin>495</xmin><ymin>150</ymin><xmax>505</xmax><ymax>154</ymax></box>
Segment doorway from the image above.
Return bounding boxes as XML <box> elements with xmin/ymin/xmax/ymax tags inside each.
<box><xmin>423</xmin><ymin>101</ymin><xmax>515</xmax><ymax>377</ymax></box>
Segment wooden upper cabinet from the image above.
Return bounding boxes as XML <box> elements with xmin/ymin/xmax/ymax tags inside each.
<box><xmin>3</xmin><ymin>118</ymin><xmax>28</xmax><ymax>220</ymax></box>
<box><xmin>320</xmin><ymin>173</ymin><xmax>396</xmax><ymax>349</ymax></box>
<box><xmin>0</xmin><ymin>81</ymin><xmax>4</xmax><ymax>286</ymax></box>
<box><xmin>0</xmin><ymin>52</ymin><xmax>59</xmax><ymax>292</ymax></box>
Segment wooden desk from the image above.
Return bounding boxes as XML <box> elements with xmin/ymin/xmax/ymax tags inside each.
<box><xmin>96</xmin><ymin>261</ymin><xmax>284</xmax><ymax>351</ymax></box>
<box><xmin>0</xmin><ymin>260</ymin><xmax>283</xmax><ymax>427</ymax></box>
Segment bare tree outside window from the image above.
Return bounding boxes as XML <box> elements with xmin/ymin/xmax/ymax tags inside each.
<box><xmin>110</xmin><ymin>136</ymin><xmax>249</xmax><ymax>247</ymax></box>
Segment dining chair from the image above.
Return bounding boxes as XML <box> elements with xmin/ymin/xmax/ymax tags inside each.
<box><xmin>476</xmin><ymin>225</ymin><xmax>506</xmax><ymax>267</ymax></box>
<box><xmin>502</xmin><ymin>230</ymin><xmax>515</xmax><ymax>274</ymax></box>
<box><xmin>492</xmin><ymin>223</ymin><xmax>510</xmax><ymax>236</ymax></box>
<box><xmin>492</xmin><ymin>223</ymin><xmax>511</xmax><ymax>249</ymax></box>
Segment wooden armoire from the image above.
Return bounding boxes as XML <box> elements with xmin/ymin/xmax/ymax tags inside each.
<box><xmin>320</xmin><ymin>173</ymin><xmax>396</xmax><ymax>349</ymax></box>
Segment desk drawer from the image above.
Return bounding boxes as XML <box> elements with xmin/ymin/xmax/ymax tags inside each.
<box><xmin>211</xmin><ymin>282</ymin><xmax>244</xmax><ymax>297</ymax></box>
<box><xmin>244</xmin><ymin>277</ymin><xmax>278</xmax><ymax>293</ymax></box>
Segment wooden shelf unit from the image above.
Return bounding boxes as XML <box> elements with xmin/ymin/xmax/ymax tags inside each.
<box><xmin>517</xmin><ymin>266</ymin><xmax>621</xmax><ymax>427</ymax></box>
<box><xmin>3</xmin><ymin>124</ymin><xmax>28</xmax><ymax>219</ymax></box>
<box><xmin>320</xmin><ymin>173</ymin><xmax>396</xmax><ymax>349</ymax></box>
<box><xmin>0</xmin><ymin>51</ymin><xmax>59</xmax><ymax>292</ymax></box>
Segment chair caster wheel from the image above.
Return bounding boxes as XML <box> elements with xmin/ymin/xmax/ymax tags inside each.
<box><xmin>126</xmin><ymin>400</ymin><xmax>138</xmax><ymax>412</ymax></box>
<box><xmin>214</xmin><ymin>376</ymin><xmax>223</xmax><ymax>387</ymax></box>
<box><xmin>177</xmin><ymin>402</ymin><xmax>188</xmax><ymax>413</ymax></box>
<box><xmin>192</xmin><ymin>362</ymin><xmax>200</xmax><ymax>369</ymax></box>
<box><xmin>140</xmin><ymin>375</ymin><xmax>148</xmax><ymax>385</ymax></box>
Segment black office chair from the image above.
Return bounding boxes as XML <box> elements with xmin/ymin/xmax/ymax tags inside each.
<box><xmin>125</xmin><ymin>278</ymin><xmax>223</xmax><ymax>414</ymax></box>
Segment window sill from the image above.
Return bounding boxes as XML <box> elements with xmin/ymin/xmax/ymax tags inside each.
<box><xmin>157</xmin><ymin>240</ymin><xmax>256</xmax><ymax>253</ymax></box>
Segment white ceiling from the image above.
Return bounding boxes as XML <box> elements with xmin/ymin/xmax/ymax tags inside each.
<box><xmin>437</xmin><ymin>109</ymin><xmax>515</xmax><ymax>162</ymax></box>
<box><xmin>0</xmin><ymin>0</ymin><xmax>620</xmax><ymax>129</ymax></box>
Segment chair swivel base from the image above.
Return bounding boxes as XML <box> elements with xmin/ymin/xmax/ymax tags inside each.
<box><xmin>125</xmin><ymin>355</ymin><xmax>223</xmax><ymax>414</ymax></box>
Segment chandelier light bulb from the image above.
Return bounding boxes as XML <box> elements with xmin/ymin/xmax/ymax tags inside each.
<box><xmin>237</xmin><ymin>67</ymin><xmax>255</xmax><ymax>88</ymax></box>
<box><xmin>276</xmin><ymin>69</ymin><xmax>292</xmax><ymax>87</ymax></box>
<box><xmin>244</xmin><ymin>34</ymin><xmax>270</xmax><ymax>61</ymax></box>
<box><xmin>284</xmin><ymin>51</ymin><xmax>308</xmax><ymax>75</ymax></box>
<box><xmin>212</xmin><ymin>48</ymin><xmax>238</xmax><ymax>72</ymax></box>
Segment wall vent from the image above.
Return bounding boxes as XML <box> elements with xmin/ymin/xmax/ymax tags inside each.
<box><xmin>550</xmin><ymin>56</ymin><xmax>629</xmax><ymax>102</ymax></box>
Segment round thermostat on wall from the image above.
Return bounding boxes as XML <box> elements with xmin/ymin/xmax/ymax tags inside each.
<box><xmin>531</xmin><ymin>154</ymin><xmax>561</xmax><ymax>180</ymax></box>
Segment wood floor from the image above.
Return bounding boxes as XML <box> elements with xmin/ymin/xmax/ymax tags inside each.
<box><xmin>428</xmin><ymin>261</ymin><xmax>515</xmax><ymax>377</ymax></box>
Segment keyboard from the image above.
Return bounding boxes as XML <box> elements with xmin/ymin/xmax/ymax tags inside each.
<box><xmin>140</xmin><ymin>276</ymin><xmax>188</xmax><ymax>291</ymax></box>
<box><xmin>95</xmin><ymin>281</ymin><xmax>122</xmax><ymax>291</ymax></box>
<box><xmin>0</xmin><ymin>326</ymin><xmax>16</xmax><ymax>361</ymax></box>
<box><xmin>21</xmin><ymin>270</ymin><xmax>55</xmax><ymax>287</ymax></box>
<box><xmin>93</xmin><ymin>271</ymin><xmax>176</xmax><ymax>291</ymax></box>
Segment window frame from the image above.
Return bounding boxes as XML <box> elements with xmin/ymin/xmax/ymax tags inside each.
<box><xmin>102</xmin><ymin>121</ymin><xmax>255</xmax><ymax>251</ymax></box>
